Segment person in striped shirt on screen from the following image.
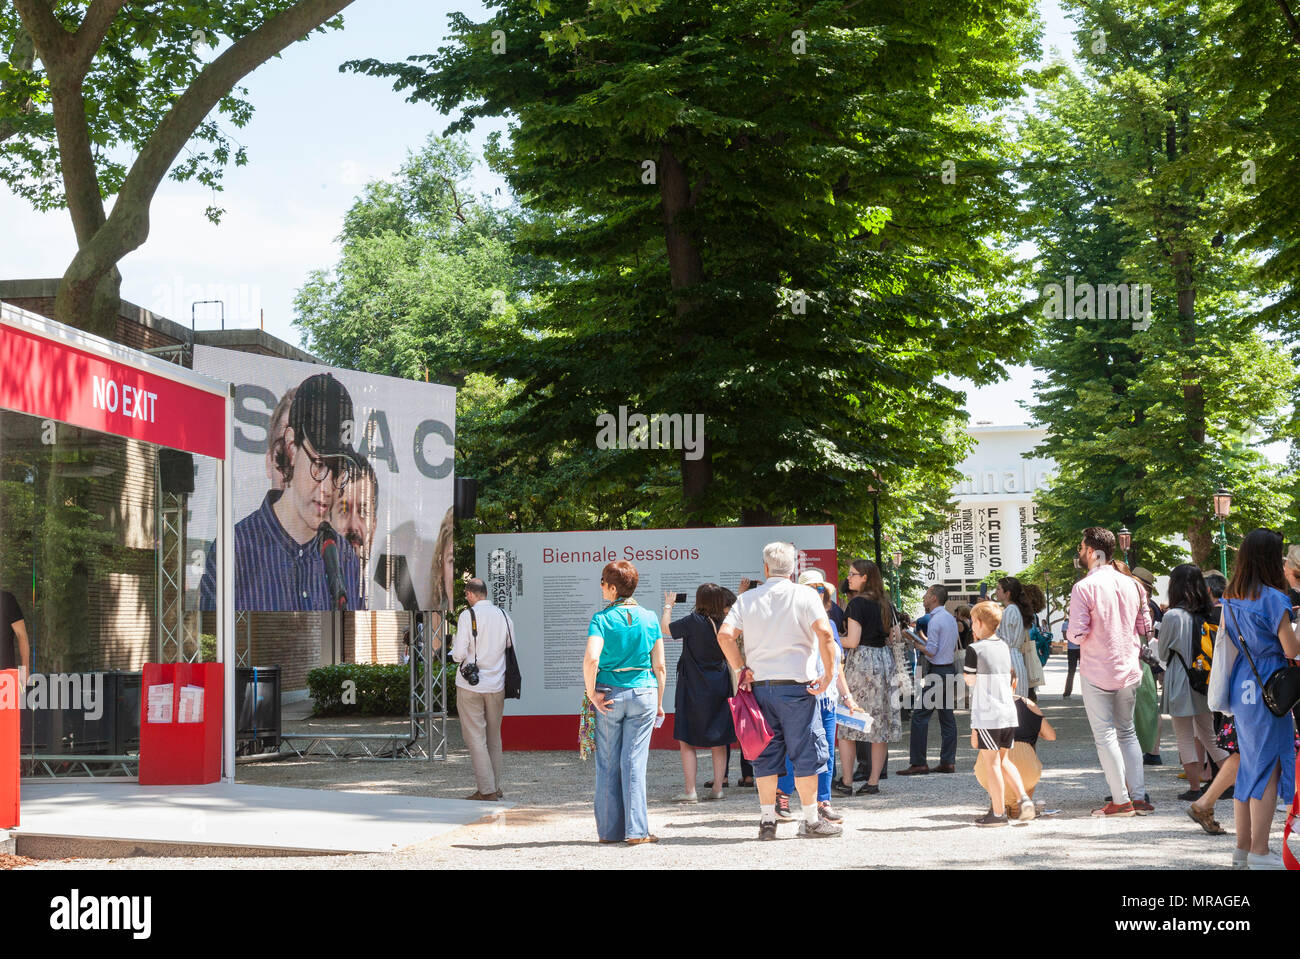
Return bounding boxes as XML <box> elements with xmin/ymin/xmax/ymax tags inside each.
<box><xmin>201</xmin><ymin>373</ymin><xmax>363</xmax><ymax>612</ymax></box>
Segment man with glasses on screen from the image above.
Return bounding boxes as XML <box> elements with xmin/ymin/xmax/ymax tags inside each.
<box><xmin>201</xmin><ymin>373</ymin><xmax>364</xmax><ymax>612</ymax></box>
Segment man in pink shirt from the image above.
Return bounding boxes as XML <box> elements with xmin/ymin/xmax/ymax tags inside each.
<box><xmin>1067</xmin><ymin>527</ymin><xmax>1153</xmax><ymax>818</ymax></box>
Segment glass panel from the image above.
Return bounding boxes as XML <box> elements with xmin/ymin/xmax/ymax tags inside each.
<box><xmin>0</xmin><ymin>408</ymin><xmax>218</xmax><ymax>772</ymax></box>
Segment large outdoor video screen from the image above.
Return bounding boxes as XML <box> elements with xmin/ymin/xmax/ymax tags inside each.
<box><xmin>191</xmin><ymin>347</ymin><xmax>455</xmax><ymax>612</ymax></box>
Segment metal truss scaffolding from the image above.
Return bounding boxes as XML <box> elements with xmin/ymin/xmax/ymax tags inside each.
<box><xmin>278</xmin><ymin>610</ymin><xmax>448</xmax><ymax>761</ymax></box>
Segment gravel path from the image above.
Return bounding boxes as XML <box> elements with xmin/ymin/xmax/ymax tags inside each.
<box><xmin>21</xmin><ymin>657</ymin><xmax>1291</xmax><ymax>870</ymax></box>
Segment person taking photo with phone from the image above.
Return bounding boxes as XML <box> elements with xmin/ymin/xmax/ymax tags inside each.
<box><xmin>664</xmin><ymin>583</ymin><xmax>737</xmax><ymax>803</ymax></box>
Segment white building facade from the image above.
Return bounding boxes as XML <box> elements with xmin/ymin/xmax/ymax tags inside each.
<box><xmin>922</xmin><ymin>424</ymin><xmax>1056</xmax><ymax>600</ymax></box>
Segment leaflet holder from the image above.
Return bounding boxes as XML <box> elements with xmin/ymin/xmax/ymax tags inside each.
<box><xmin>1</xmin><ymin>669</ymin><xmax>18</xmax><ymax>829</ymax></box>
<box><xmin>138</xmin><ymin>662</ymin><xmax>223</xmax><ymax>785</ymax></box>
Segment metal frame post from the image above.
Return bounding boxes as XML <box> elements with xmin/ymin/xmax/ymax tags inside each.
<box><xmin>404</xmin><ymin>610</ymin><xmax>447</xmax><ymax>760</ymax></box>
<box><xmin>220</xmin><ymin>387</ymin><xmax>236</xmax><ymax>782</ymax></box>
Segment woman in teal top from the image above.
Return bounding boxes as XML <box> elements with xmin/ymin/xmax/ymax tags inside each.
<box><xmin>583</xmin><ymin>560</ymin><xmax>666</xmax><ymax>844</ymax></box>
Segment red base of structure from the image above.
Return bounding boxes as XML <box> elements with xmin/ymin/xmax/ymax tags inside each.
<box><xmin>502</xmin><ymin>714</ymin><xmax>686</xmax><ymax>751</ymax></box>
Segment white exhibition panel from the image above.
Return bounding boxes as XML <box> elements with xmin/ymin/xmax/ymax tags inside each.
<box><xmin>476</xmin><ymin>525</ymin><xmax>836</xmax><ymax>723</ymax></box>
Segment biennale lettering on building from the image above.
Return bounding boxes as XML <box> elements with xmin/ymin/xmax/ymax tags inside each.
<box><xmin>955</xmin><ymin>462</ymin><xmax>1052</xmax><ymax>497</ymax></box>
<box><xmin>924</xmin><ymin>430</ymin><xmax>1053</xmax><ymax>589</ymax></box>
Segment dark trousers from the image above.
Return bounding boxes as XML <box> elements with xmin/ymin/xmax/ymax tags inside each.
<box><xmin>723</xmin><ymin>744</ymin><xmax>754</xmax><ymax>782</ymax></box>
<box><xmin>1063</xmin><ymin>648</ymin><xmax>1080</xmax><ymax>697</ymax></box>
<box><xmin>909</xmin><ymin>662</ymin><xmax>958</xmax><ymax>767</ymax></box>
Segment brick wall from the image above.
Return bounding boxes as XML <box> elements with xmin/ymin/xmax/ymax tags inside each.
<box><xmin>248</xmin><ymin>613</ymin><xmax>323</xmax><ymax>692</ymax></box>
<box><xmin>351</xmin><ymin>611</ymin><xmax>408</xmax><ymax>665</ymax></box>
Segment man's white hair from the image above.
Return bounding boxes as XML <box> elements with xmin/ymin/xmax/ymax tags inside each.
<box><xmin>763</xmin><ymin>541</ymin><xmax>797</xmax><ymax>577</ymax></box>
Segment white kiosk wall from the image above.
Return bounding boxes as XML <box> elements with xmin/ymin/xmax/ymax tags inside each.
<box><xmin>475</xmin><ymin>525</ymin><xmax>837</xmax><ymax>749</ymax></box>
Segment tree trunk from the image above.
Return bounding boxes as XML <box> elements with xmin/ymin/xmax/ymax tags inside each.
<box><xmin>659</xmin><ymin>140</ymin><xmax>712</xmax><ymax>522</ymax></box>
<box><xmin>1187</xmin><ymin>516</ymin><xmax>1215</xmax><ymax>570</ymax></box>
<box><xmin>1170</xmin><ymin>238</ymin><xmax>1209</xmax><ymax>570</ymax></box>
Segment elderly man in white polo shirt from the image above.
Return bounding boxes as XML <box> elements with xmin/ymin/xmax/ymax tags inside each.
<box><xmin>717</xmin><ymin>542</ymin><xmax>841</xmax><ymax>840</ymax></box>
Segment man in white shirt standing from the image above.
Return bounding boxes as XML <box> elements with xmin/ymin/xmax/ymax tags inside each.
<box><xmin>717</xmin><ymin>542</ymin><xmax>840</xmax><ymax>840</ymax></box>
<box><xmin>452</xmin><ymin>578</ymin><xmax>515</xmax><ymax>801</ymax></box>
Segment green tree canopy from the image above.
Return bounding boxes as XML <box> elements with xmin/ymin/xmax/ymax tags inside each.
<box><xmin>1020</xmin><ymin>0</ymin><xmax>1296</xmax><ymax>573</ymax></box>
<box><xmin>347</xmin><ymin>0</ymin><xmax>1043</xmax><ymax>549</ymax></box>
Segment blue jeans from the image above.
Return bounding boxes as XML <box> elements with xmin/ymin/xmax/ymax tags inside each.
<box><xmin>594</xmin><ymin>685</ymin><xmax>657</xmax><ymax>841</ymax></box>
<box><xmin>778</xmin><ymin>696</ymin><xmax>835</xmax><ymax>801</ymax></box>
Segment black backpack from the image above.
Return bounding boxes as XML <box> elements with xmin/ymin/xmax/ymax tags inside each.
<box><xmin>1169</xmin><ymin>613</ymin><xmax>1213</xmax><ymax>697</ymax></box>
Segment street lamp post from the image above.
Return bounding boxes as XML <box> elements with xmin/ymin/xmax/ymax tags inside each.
<box><xmin>1212</xmin><ymin>488</ymin><xmax>1232</xmax><ymax>576</ymax></box>
<box><xmin>890</xmin><ymin>550</ymin><xmax>903</xmax><ymax>611</ymax></box>
<box><xmin>1117</xmin><ymin>526</ymin><xmax>1132</xmax><ymax>567</ymax></box>
<box><xmin>872</xmin><ymin>494</ymin><xmax>883</xmax><ymax>569</ymax></box>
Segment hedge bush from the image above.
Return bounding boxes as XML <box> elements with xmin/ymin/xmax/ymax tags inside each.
<box><xmin>307</xmin><ymin>663</ymin><xmax>460</xmax><ymax>716</ymax></box>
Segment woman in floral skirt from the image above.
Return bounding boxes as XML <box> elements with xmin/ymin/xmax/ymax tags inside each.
<box><xmin>834</xmin><ymin>559</ymin><xmax>901</xmax><ymax>797</ymax></box>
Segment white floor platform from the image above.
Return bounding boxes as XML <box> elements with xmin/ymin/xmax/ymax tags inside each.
<box><xmin>14</xmin><ymin>782</ymin><xmax>509</xmax><ymax>856</ymax></box>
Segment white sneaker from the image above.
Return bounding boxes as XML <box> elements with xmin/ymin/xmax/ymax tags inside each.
<box><xmin>672</xmin><ymin>792</ymin><xmax>699</xmax><ymax>803</ymax></box>
<box><xmin>1246</xmin><ymin>851</ymin><xmax>1285</xmax><ymax>870</ymax></box>
<box><xmin>1232</xmin><ymin>848</ymin><xmax>1249</xmax><ymax>870</ymax></box>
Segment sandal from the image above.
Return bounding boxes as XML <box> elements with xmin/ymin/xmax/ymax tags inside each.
<box><xmin>702</xmin><ymin>779</ymin><xmax>729</xmax><ymax>789</ymax></box>
<box><xmin>736</xmin><ymin>777</ymin><xmax>756</xmax><ymax>788</ymax></box>
<box><xmin>1187</xmin><ymin>804</ymin><xmax>1226</xmax><ymax>836</ymax></box>
<box><xmin>626</xmin><ymin>835</ymin><xmax>659</xmax><ymax>845</ymax></box>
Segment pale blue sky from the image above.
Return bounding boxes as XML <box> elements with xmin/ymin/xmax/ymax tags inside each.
<box><xmin>2</xmin><ymin>0</ymin><xmax>1085</xmax><ymax>426</ymax></box>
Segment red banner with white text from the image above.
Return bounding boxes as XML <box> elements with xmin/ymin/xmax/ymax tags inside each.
<box><xmin>0</xmin><ymin>325</ymin><xmax>226</xmax><ymax>459</ymax></box>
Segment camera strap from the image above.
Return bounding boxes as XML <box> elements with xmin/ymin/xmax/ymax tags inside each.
<box><xmin>468</xmin><ymin>606</ymin><xmax>478</xmax><ymax>666</ymax></box>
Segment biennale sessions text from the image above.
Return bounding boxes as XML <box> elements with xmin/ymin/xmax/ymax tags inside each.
<box><xmin>543</xmin><ymin>546</ymin><xmax>701</xmax><ymax>565</ymax></box>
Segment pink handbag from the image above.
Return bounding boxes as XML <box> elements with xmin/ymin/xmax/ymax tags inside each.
<box><xmin>728</xmin><ymin>686</ymin><xmax>774</xmax><ymax>761</ymax></box>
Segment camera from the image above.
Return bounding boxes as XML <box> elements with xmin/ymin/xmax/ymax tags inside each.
<box><xmin>675</xmin><ymin>592</ymin><xmax>687</xmax><ymax>604</ymax></box>
<box><xmin>459</xmin><ymin>661</ymin><xmax>481</xmax><ymax>686</ymax></box>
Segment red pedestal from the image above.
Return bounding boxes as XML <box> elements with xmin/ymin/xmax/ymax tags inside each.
<box><xmin>502</xmin><ymin>713</ymin><xmax>684</xmax><ymax>750</ymax></box>
<box><xmin>0</xmin><ymin>669</ymin><xmax>18</xmax><ymax>828</ymax></box>
<box><xmin>138</xmin><ymin>662</ymin><xmax>223</xmax><ymax>785</ymax></box>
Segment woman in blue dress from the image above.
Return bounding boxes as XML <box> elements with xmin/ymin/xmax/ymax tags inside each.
<box><xmin>1220</xmin><ymin>529</ymin><xmax>1300</xmax><ymax>870</ymax></box>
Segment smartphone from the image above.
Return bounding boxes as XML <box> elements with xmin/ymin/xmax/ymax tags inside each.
<box><xmin>674</xmin><ymin>592</ymin><xmax>688</xmax><ymax>604</ymax></box>
<box><xmin>653</xmin><ymin>713</ymin><xmax>665</xmax><ymax>729</ymax></box>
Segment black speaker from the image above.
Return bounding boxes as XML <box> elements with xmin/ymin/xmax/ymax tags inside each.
<box><xmin>454</xmin><ymin>477</ymin><xmax>477</xmax><ymax>520</ymax></box>
<box><xmin>159</xmin><ymin>448</ymin><xmax>195</xmax><ymax>495</ymax></box>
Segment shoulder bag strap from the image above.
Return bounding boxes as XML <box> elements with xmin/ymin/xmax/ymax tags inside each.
<box><xmin>1167</xmin><ymin>612</ymin><xmax>1197</xmax><ymax>679</ymax></box>
<box><xmin>1224</xmin><ymin>602</ymin><xmax>1265</xmax><ymax>691</ymax></box>
<box><xmin>708</xmin><ymin>615</ymin><xmax>743</xmax><ymax>696</ymax></box>
<box><xmin>502</xmin><ymin>606</ymin><xmax>513</xmax><ymax>648</ymax></box>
